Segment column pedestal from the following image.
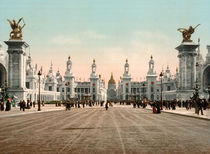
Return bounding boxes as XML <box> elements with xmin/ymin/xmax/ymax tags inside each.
<box><xmin>176</xmin><ymin>42</ymin><xmax>198</xmax><ymax>100</ymax></box>
<box><xmin>4</xmin><ymin>40</ymin><xmax>29</xmax><ymax>102</ymax></box>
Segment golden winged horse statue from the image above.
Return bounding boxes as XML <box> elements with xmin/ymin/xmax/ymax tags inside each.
<box><xmin>177</xmin><ymin>24</ymin><xmax>200</xmax><ymax>43</ymax></box>
<box><xmin>7</xmin><ymin>17</ymin><xmax>25</xmax><ymax>40</ymax></box>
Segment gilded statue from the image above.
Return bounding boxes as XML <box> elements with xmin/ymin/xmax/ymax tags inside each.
<box><xmin>7</xmin><ymin>17</ymin><xmax>25</xmax><ymax>40</ymax></box>
<box><xmin>177</xmin><ymin>24</ymin><xmax>200</xmax><ymax>42</ymax></box>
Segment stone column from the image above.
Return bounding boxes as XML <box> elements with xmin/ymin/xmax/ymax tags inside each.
<box><xmin>176</xmin><ymin>42</ymin><xmax>198</xmax><ymax>90</ymax></box>
<box><xmin>4</xmin><ymin>40</ymin><xmax>29</xmax><ymax>101</ymax></box>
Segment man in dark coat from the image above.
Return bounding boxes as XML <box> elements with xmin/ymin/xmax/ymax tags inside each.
<box><xmin>5</xmin><ymin>100</ymin><xmax>11</xmax><ymax>111</ymax></box>
<box><xmin>105</xmin><ymin>102</ymin><xmax>109</xmax><ymax>110</ymax></box>
<box><xmin>0</xmin><ymin>100</ymin><xmax>4</xmax><ymax>111</ymax></box>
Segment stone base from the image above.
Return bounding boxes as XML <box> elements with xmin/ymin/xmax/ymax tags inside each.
<box><xmin>8</xmin><ymin>88</ymin><xmax>27</xmax><ymax>102</ymax></box>
<box><xmin>176</xmin><ymin>90</ymin><xmax>194</xmax><ymax>101</ymax></box>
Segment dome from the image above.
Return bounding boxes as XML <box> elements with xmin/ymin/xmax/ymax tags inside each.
<box><xmin>108</xmin><ymin>73</ymin><xmax>116</xmax><ymax>84</ymax></box>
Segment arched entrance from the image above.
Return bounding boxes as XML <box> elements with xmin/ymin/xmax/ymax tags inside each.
<box><xmin>203</xmin><ymin>66</ymin><xmax>210</xmax><ymax>92</ymax></box>
<box><xmin>0</xmin><ymin>63</ymin><xmax>7</xmax><ymax>87</ymax></box>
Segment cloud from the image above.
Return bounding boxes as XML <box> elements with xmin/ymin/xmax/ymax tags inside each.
<box><xmin>52</xmin><ymin>35</ymin><xmax>81</xmax><ymax>45</ymax></box>
<box><xmin>133</xmin><ymin>30</ymin><xmax>172</xmax><ymax>44</ymax></box>
<box><xmin>82</xmin><ymin>30</ymin><xmax>107</xmax><ymax>39</ymax></box>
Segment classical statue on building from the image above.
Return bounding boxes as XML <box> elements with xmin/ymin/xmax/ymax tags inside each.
<box><xmin>177</xmin><ymin>24</ymin><xmax>200</xmax><ymax>42</ymax></box>
<box><xmin>7</xmin><ymin>17</ymin><xmax>25</xmax><ymax>40</ymax></box>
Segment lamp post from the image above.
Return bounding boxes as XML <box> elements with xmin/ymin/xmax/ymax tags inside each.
<box><xmin>37</xmin><ymin>70</ymin><xmax>41</xmax><ymax>111</ymax></box>
<box><xmin>142</xmin><ymin>82</ymin><xmax>145</xmax><ymax>100</ymax></box>
<box><xmin>159</xmin><ymin>72</ymin><xmax>163</xmax><ymax>110</ymax></box>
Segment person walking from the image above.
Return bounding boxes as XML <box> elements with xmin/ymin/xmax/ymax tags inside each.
<box><xmin>5</xmin><ymin>100</ymin><xmax>11</xmax><ymax>111</ymax></box>
<box><xmin>33</xmin><ymin>101</ymin><xmax>36</xmax><ymax>108</ymax></box>
<box><xmin>105</xmin><ymin>102</ymin><xmax>109</xmax><ymax>110</ymax></box>
<box><xmin>22</xmin><ymin>100</ymin><xmax>26</xmax><ymax>111</ymax></box>
<box><xmin>0</xmin><ymin>100</ymin><xmax>4</xmax><ymax>111</ymax></box>
<box><xmin>198</xmin><ymin>99</ymin><xmax>204</xmax><ymax>115</ymax></box>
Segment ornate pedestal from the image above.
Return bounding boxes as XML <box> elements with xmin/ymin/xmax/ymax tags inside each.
<box><xmin>176</xmin><ymin>42</ymin><xmax>198</xmax><ymax>100</ymax></box>
<box><xmin>4</xmin><ymin>40</ymin><xmax>29</xmax><ymax>101</ymax></box>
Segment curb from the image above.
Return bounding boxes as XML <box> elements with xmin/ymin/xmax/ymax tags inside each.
<box><xmin>144</xmin><ymin>108</ymin><xmax>210</xmax><ymax>121</ymax></box>
<box><xmin>0</xmin><ymin>108</ymin><xmax>64</xmax><ymax>118</ymax></box>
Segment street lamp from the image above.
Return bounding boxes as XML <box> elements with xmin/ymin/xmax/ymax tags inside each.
<box><xmin>142</xmin><ymin>82</ymin><xmax>145</xmax><ymax>100</ymax></box>
<box><xmin>37</xmin><ymin>70</ymin><xmax>42</xmax><ymax>111</ymax></box>
<box><xmin>159</xmin><ymin>72</ymin><xmax>163</xmax><ymax>110</ymax></box>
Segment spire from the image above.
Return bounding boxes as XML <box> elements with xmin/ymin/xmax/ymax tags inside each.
<box><xmin>147</xmin><ymin>55</ymin><xmax>155</xmax><ymax>75</ymax></box>
<box><xmin>108</xmin><ymin>72</ymin><xmax>116</xmax><ymax>84</ymax></box>
<box><xmin>124</xmin><ymin>59</ymin><xmax>129</xmax><ymax>76</ymax></box>
<box><xmin>68</xmin><ymin>56</ymin><xmax>71</xmax><ymax>60</ymax></box>
<box><xmin>93</xmin><ymin>58</ymin><xmax>95</xmax><ymax>63</ymax></box>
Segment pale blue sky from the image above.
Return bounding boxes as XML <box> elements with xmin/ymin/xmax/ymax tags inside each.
<box><xmin>0</xmin><ymin>0</ymin><xmax>210</xmax><ymax>83</ymax></box>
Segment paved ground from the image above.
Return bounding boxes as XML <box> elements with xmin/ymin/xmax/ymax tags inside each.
<box><xmin>145</xmin><ymin>106</ymin><xmax>210</xmax><ymax>120</ymax></box>
<box><xmin>0</xmin><ymin>106</ymin><xmax>209</xmax><ymax>154</ymax></box>
<box><xmin>0</xmin><ymin>104</ymin><xmax>65</xmax><ymax>118</ymax></box>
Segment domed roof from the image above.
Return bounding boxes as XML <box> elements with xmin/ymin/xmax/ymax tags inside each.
<box><xmin>108</xmin><ymin>73</ymin><xmax>116</xmax><ymax>84</ymax></box>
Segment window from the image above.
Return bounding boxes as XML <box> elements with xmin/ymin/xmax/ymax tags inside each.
<box><xmin>126</xmin><ymin>88</ymin><xmax>129</xmax><ymax>93</ymax></box>
<box><xmin>92</xmin><ymin>88</ymin><xmax>95</xmax><ymax>93</ymax></box>
<box><xmin>26</xmin><ymin>82</ymin><xmax>30</xmax><ymax>89</ymax></box>
<box><xmin>157</xmin><ymin>89</ymin><xmax>159</xmax><ymax>92</ymax></box>
<box><xmin>57</xmin><ymin>87</ymin><xmax>59</xmax><ymax>92</ymax></box>
<box><xmin>133</xmin><ymin>88</ymin><xmax>136</xmax><ymax>94</ymax></box>
<box><xmin>78</xmin><ymin>88</ymin><xmax>80</xmax><ymax>92</ymax></box>
<box><xmin>62</xmin><ymin>88</ymin><xmax>64</xmax><ymax>92</ymax></box>
<box><xmin>126</xmin><ymin>95</ymin><xmax>129</xmax><ymax>100</ymax></box>
<box><xmin>49</xmin><ymin>86</ymin><xmax>52</xmax><ymax>91</ymax></box>
<box><xmin>137</xmin><ymin>88</ymin><xmax>140</xmax><ymax>93</ymax></box>
<box><xmin>75</xmin><ymin>88</ymin><xmax>77</xmax><ymax>92</ymax></box>
<box><xmin>81</xmin><ymin>88</ymin><xmax>84</xmax><ymax>93</ymax></box>
<box><xmin>93</xmin><ymin>94</ymin><xmax>96</xmax><ymax>101</ymax></box>
<box><xmin>151</xmin><ymin>94</ymin><xmax>154</xmax><ymax>101</ymax></box>
<box><xmin>151</xmin><ymin>86</ymin><xmax>154</xmax><ymax>93</ymax></box>
<box><xmin>67</xmin><ymin>87</ymin><xmax>70</xmax><ymax>92</ymax></box>
<box><xmin>167</xmin><ymin>86</ymin><xmax>171</xmax><ymax>91</ymax></box>
<box><xmin>85</xmin><ymin>88</ymin><xmax>88</xmax><ymax>94</ymax></box>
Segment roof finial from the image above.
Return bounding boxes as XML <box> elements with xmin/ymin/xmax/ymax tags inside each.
<box><xmin>126</xmin><ymin>59</ymin><xmax>128</xmax><ymax>62</ymax></box>
<box><xmin>151</xmin><ymin>55</ymin><xmax>153</xmax><ymax>59</ymax></box>
<box><xmin>68</xmin><ymin>56</ymin><xmax>71</xmax><ymax>60</ymax></box>
<box><xmin>93</xmin><ymin>58</ymin><xmax>95</xmax><ymax>63</ymax></box>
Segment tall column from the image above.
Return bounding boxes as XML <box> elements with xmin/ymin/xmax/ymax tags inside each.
<box><xmin>176</xmin><ymin>42</ymin><xmax>198</xmax><ymax>90</ymax></box>
<box><xmin>4</xmin><ymin>40</ymin><xmax>29</xmax><ymax>101</ymax></box>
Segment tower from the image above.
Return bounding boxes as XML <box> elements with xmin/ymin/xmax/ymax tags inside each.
<box><xmin>146</xmin><ymin>55</ymin><xmax>157</xmax><ymax>101</ymax></box>
<box><xmin>122</xmin><ymin>59</ymin><xmax>131</xmax><ymax>100</ymax></box>
<box><xmin>90</xmin><ymin>59</ymin><xmax>99</xmax><ymax>101</ymax></box>
<box><xmin>64</xmin><ymin>56</ymin><xmax>75</xmax><ymax>99</ymax></box>
<box><xmin>107</xmin><ymin>73</ymin><xmax>117</xmax><ymax>101</ymax></box>
<box><xmin>45</xmin><ymin>62</ymin><xmax>58</xmax><ymax>92</ymax></box>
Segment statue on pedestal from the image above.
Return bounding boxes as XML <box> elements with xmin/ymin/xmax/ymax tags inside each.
<box><xmin>178</xmin><ymin>24</ymin><xmax>200</xmax><ymax>42</ymax></box>
<box><xmin>7</xmin><ymin>17</ymin><xmax>25</xmax><ymax>40</ymax></box>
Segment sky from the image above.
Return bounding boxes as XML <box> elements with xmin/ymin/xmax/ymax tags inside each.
<box><xmin>0</xmin><ymin>0</ymin><xmax>210</xmax><ymax>86</ymax></box>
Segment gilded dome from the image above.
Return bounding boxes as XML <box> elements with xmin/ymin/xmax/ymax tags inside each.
<box><xmin>108</xmin><ymin>73</ymin><xmax>116</xmax><ymax>84</ymax></box>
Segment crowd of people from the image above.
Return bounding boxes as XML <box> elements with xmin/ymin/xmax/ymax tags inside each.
<box><xmin>117</xmin><ymin>98</ymin><xmax>210</xmax><ymax>115</ymax></box>
<box><xmin>0</xmin><ymin>99</ymin><xmax>12</xmax><ymax>111</ymax></box>
<box><xmin>63</xmin><ymin>100</ymin><xmax>109</xmax><ymax>111</ymax></box>
<box><xmin>1</xmin><ymin>97</ymin><xmax>210</xmax><ymax>116</ymax></box>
